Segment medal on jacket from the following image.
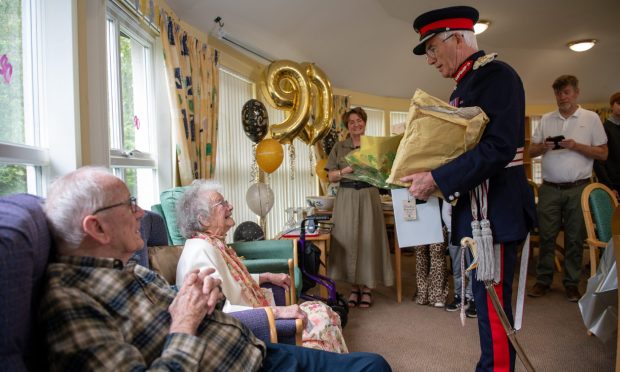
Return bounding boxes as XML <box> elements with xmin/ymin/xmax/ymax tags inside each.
<box><xmin>402</xmin><ymin>193</ymin><xmax>417</xmax><ymax>221</ymax></box>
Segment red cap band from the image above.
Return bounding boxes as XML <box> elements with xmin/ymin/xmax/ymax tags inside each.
<box><xmin>419</xmin><ymin>18</ymin><xmax>474</xmax><ymax>37</ymax></box>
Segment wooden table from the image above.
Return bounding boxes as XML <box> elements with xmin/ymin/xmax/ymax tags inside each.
<box><xmin>382</xmin><ymin>211</ymin><xmax>403</xmax><ymax>303</ymax></box>
<box><xmin>280</xmin><ymin>233</ymin><xmax>331</xmax><ymax>299</ymax></box>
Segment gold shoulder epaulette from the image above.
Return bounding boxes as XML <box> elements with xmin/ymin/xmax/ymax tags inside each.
<box><xmin>473</xmin><ymin>53</ymin><xmax>498</xmax><ymax>70</ymax></box>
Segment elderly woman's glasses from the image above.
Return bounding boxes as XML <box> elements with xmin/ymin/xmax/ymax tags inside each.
<box><xmin>92</xmin><ymin>196</ymin><xmax>138</xmax><ymax>215</ymax></box>
<box><xmin>425</xmin><ymin>33</ymin><xmax>457</xmax><ymax>61</ymax></box>
<box><xmin>212</xmin><ymin>199</ymin><xmax>230</xmax><ymax>209</ymax></box>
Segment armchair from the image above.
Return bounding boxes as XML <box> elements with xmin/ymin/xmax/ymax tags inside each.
<box><xmin>581</xmin><ymin>183</ymin><xmax>619</xmax><ymax>277</ymax></box>
<box><xmin>0</xmin><ymin>194</ymin><xmax>49</xmax><ymax>371</ymax></box>
<box><xmin>230</xmin><ymin>239</ymin><xmax>302</xmax><ymax>304</ymax></box>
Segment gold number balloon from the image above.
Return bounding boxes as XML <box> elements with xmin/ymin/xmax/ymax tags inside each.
<box><xmin>261</xmin><ymin>60</ymin><xmax>310</xmax><ymax>144</ymax></box>
<box><xmin>301</xmin><ymin>62</ymin><xmax>333</xmax><ymax>145</ymax></box>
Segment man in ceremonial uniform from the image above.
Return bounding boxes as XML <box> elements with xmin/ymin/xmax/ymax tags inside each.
<box><xmin>401</xmin><ymin>6</ymin><xmax>536</xmax><ymax>372</ymax></box>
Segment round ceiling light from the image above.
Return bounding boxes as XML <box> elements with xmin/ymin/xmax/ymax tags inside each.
<box><xmin>567</xmin><ymin>39</ymin><xmax>597</xmax><ymax>52</ymax></box>
<box><xmin>474</xmin><ymin>20</ymin><xmax>491</xmax><ymax>35</ymax></box>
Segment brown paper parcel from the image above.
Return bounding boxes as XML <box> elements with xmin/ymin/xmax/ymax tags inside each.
<box><xmin>386</xmin><ymin>89</ymin><xmax>489</xmax><ymax>190</ymax></box>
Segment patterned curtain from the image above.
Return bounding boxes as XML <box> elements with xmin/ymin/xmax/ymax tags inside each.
<box><xmin>333</xmin><ymin>94</ymin><xmax>351</xmax><ymax>142</ymax></box>
<box><xmin>159</xmin><ymin>10</ymin><xmax>219</xmax><ymax>185</ymax></box>
<box><xmin>118</xmin><ymin>0</ymin><xmax>159</xmax><ymax>31</ymax></box>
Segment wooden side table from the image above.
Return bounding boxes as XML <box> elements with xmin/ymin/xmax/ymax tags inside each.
<box><xmin>280</xmin><ymin>233</ymin><xmax>331</xmax><ymax>298</ymax></box>
<box><xmin>382</xmin><ymin>211</ymin><xmax>403</xmax><ymax>303</ymax></box>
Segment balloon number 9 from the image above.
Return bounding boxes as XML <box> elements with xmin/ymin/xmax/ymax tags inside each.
<box><xmin>262</xmin><ymin>60</ymin><xmax>333</xmax><ymax>145</ymax></box>
<box><xmin>261</xmin><ymin>60</ymin><xmax>310</xmax><ymax>144</ymax></box>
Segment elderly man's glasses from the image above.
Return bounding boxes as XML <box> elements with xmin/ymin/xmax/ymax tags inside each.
<box><xmin>425</xmin><ymin>33</ymin><xmax>457</xmax><ymax>61</ymax></box>
<box><xmin>92</xmin><ymin>196</ymin><xmax>138</xmax><ymax>215</ymax></box>
<box><xmin>212</xmin><ymin>199</ymin><xmax>230</xmax><ymax>209</ymax></box>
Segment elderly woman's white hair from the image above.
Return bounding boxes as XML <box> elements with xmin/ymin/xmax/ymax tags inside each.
<box><xmin>176</xmin><ymin>179</ymin><xmax>223</xmax><ymax>239</ymax></box>
<box><xmin>44</xmin><ymin>166</ymin><xmax>114</xmax><ymax>251</ymax></box>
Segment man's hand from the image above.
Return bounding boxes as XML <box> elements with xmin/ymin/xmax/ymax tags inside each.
<box><xmin>272</xmin><ymin>304</ymin><xmax>307</xmax><ymax>327</ymax></box>
<box><xmin>558</xmin><ymin>138</ymin><xmax>576</xmax><ymax>150</ymax></box>
<box><xmin>168</xmin><ymin>268</ymin><xmax>222</xmax><ymax>335</ymax></box>
<box><xmin>400</xmin><ymin>171</ymin><xmax>437</xmax><ymax>201</ymax></box>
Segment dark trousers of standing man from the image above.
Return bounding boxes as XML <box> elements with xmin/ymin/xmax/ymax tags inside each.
<box><xmin>473</xmin><ymin>242</ymin><xmax>518</xmax><ymax>372</ymax></box>
<box><xmin>536</xmin><ymin>182</ymin><xmax>588</xmax><ymax>288</ymax></box>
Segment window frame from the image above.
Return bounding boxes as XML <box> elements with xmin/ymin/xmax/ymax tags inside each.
<box><xmin>106</xmin><ymin>0</ymin><xmax>158</xmax><ymax>170</ymax></box>
<box><xmin>0</xmin><ymin>0</ymin><xmax>81</xmax><ymax>196</ymax></box>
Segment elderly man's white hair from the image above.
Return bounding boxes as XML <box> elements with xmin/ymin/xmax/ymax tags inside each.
<box><xmin>176</xmin><ymin>179</ymin><xmax>224</xmax><ymax>239</ymax></box>
<box><xmin>44</xmin><ymin>166</ymin><xmax>118</xmax><ymax>251</ymax></box>
<box><xmin>445</xmin><ymin>30</ymin><xmax>478</xmax><ymax>50</ymax></box>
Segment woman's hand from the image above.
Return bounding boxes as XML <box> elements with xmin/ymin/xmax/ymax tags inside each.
<box><xmin>341</xmin><ymin>166</ymin><xmax>354</xmax><ymax>175</ymax></box>
<box><xmin>272</xmin><ymin>304</ymin><xmax>307</xmax><ymax>327</ymax></box>
<box><xmin>261</xmin><ymin>272</ymin><xmax>290</xmax><ymax>291</ymax></box>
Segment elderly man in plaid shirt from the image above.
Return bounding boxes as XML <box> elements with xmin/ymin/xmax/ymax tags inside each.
<box><xmin>39</xmin><ymin>166</ymin><xmax>390</xmax><ymax>372</ymax></box>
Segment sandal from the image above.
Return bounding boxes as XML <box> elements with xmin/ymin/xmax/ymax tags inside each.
<box><xmin>348</xmin><ymin>290</ymin><xmax>361</xmax><ymax>308</ymax></box>
<box><xmin>359</xmin><ymin>291</ymin><xmax>372</xmax><ymax>308</ymax></box>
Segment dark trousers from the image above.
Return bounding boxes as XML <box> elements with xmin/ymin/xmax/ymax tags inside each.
<box><xmin>260</xmin><ymin>343</ymin><xmax>391</xmax><ymax>372</ymax></box>
<box><xmin>536</xmin><ymin>183</ymin><xmax>587</xmax><ymax>287</ymax></box>
<box><xmin>473</xmin><ymin>242</ymin><xmax>518</xmax><ymax>372</ymax></box>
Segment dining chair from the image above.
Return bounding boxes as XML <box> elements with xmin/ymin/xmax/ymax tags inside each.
<box><xmin>581</xmin><ymin>183</ymin><xmax>619</xmax><ymax>277</ymax></box>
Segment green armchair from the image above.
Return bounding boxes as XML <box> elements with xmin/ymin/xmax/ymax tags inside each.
<box><xmin>230</xmin><ymin>239</ymin><xmax>301</xmax><ymax>304</ymax></box>
<box><xmin>152</xmin><ymin>186</ymin><xmax>301</xmax><ymax>302</ymax></box>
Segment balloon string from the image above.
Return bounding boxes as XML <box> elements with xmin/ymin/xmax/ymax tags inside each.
<box><xmin>309</xmin><ymin>150</ymin><xmax>315</xmax><ymax>177</ymax></box>
<box><xmin>289</xmin><ymin>143</ymin><xmax>296</xmax><ymax>181</ymax></box>
<box><xmin>251</xmin><ymin>144</ymin><xmax>259</xmax><ymax>183</ymax></box>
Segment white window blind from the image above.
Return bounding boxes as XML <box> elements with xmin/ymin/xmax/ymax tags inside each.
<box><xmin>216</xmin><ymin>67</ymin><xmax>317</xmax><ymax>240</ymax></box>
<box><xmin>358</xmin><ymin>106</ymin><xmax>385</xmax><ymax>136</ymax></box>
<box><xmin>263</xmin><ymin>106</ymin><xmax>316</xmax><ymax>239</ymax></box>
<box><xmin>214</xmin><ymin>68</ymin><xmax>258</xmax><ymax>241</ymax></box>
<box><xmin>390</xmin><ymin>111</ymin><xmax>408</xmax><ymax>135</ymax></box>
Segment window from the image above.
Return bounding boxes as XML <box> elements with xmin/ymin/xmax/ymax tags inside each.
<box><xmin>106</xmin><ymin>1</ymin><xmax>158</xmax><ymax>209</ymax></box>
<box><xmin>0</xmin><ymin>0</ymin><xmax>49</xmax><ymax>196</ymax></box>
<box><xmin>390</xmin><ymin>111</ymin><xmax>408</xmax><ymax>135</ymax></box>
<box><xmin>215</xmin><ymin>67</ymin><xmax>316</xmax><ymax>240</ymax></box>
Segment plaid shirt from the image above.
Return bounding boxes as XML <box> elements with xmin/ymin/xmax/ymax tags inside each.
<box><xmin>39</xmin><ymin>256</ymin><xmax>265</xmax><ymax>371</ymax></box>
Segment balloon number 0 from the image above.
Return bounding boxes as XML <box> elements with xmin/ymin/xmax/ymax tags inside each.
<box><xmin>261</xmin><ymin>60</ymin><xmax>333</xmax><ymax>145</ymax></box>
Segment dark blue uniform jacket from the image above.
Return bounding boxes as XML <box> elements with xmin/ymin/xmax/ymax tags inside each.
<box><xmin>432</xmin><ymin>50</ymin><xmax>537</xmax><ymax>245</ymax></box>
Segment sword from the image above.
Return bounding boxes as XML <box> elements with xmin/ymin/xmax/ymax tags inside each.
<box><xmin>514</xmin><ymin>233</ymin><xmax>530</xmax><ymax>330</ymax></box>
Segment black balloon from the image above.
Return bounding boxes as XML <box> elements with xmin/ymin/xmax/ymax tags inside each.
<box><xmin>321</xmin><ymin>128</ymin><xmax>338</xmax><ymax>156</ymax></box>
<box><xmin>241</xmin><ymin>99</ymin><xmax>269</xmax><ymax>144</ymax></box>
<box><xmin>233</xmin><ymin>221</ymin><xmax>265</xmax><ymax>242</ymax></box>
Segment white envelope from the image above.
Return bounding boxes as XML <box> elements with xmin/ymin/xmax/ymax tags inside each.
<box><xmin>390</xmin><ymin>189</ymin><xmax>444</xmax><ymax>247</ymax></box>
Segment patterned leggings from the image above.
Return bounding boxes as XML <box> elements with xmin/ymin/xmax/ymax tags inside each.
<box><xmin>414</xmin><ymin>229</ymin><xmax>449</xmax><ymax>305</ymax></box>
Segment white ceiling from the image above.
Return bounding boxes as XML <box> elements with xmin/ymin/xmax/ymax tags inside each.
<box><xmin>166</xmin><ymin>0</ymin><xmax>620</xmax><ymax>105</ymax></box>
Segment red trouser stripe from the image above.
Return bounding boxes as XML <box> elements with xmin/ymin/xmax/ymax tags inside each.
<box><xmin>486</xmin><ymin>244</ymin><xmax>510</xmax><ymax>371</ymax></box>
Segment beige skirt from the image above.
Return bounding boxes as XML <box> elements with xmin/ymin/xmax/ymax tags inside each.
<box><xmin>328</xmin><ymin>186</ymin><xmax>394</xmax><ymax>288</ymax></box>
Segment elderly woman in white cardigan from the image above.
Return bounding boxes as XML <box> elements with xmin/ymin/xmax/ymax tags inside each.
<box><xmin>175</xmin><ymin>180</ymin><xmax>347</xmax><ymax>353</ymax></box>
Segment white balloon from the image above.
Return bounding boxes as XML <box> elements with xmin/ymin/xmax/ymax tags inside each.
<box><xmin>246</xmin><ymin>183</ymin><xmax>275</xmax><ymax>217</ymax></box>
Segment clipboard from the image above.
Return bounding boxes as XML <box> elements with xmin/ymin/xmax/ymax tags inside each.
<box><xmin>390</xmin><ymin>188</ymin><xmax>444</xmax><ymax>247</ymax></box>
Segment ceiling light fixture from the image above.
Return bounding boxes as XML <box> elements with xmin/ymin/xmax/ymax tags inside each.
<box><xmin>567</xmin><ymin>39</ymin><xmax>597</xmax><ymax>52</ymax></box>
<box><xmin>474</xmin><ymin>20</ymin><xmax>490</xmax><ymax>35</ymax></box>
